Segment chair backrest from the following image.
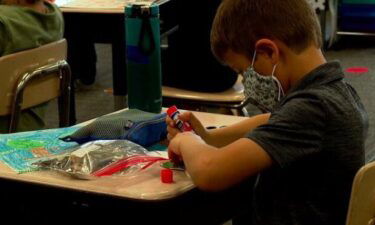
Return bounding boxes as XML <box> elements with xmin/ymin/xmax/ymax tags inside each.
<box><xmin>0</xmin><ymin>39</ymin><xmax>67</xmax><ymax>116</ymax></box>
<box><xmin>346</xmin><ymin>161</ymin><xmax>375</xmax><ymax>225</ymax></box>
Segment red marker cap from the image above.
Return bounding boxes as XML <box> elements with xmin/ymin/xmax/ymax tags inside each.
<box><xmin>161</xmin><ymin>168</ymin><xmax>173</xmax><ymax>183</ymax></box>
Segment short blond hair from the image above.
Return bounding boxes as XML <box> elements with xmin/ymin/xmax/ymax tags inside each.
<box><xmin>211</xmin><ymin>0</ymin><xmax>322</xmax><ymax>62</ymax></box>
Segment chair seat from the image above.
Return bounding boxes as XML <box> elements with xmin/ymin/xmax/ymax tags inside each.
<box><xmin>346</xmin><ymin>161</ymin><xmax>375</xmax><ymax>225</ymax></box>
<box><xmin>162</xmin><ymin>76</ymin><xmax>244</xmax><ymax>103</ymax></box>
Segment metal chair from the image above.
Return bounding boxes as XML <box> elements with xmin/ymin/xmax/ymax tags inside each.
<box><xmin>162</xmin><ymin>75</ymin><xmax>255</xmax><ymax>116</ymax></box>
<box><xmin>0</xmin><ymin>39</ymin><xmax>71</xmax><ymax>133</ymax></box>
<box><xmin>346</xmin><ymin>161</ymin><xmax>375</xmax><ymax>225</ymax></box>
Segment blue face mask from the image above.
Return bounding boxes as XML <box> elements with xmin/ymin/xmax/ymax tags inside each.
<box><xmin>241</xmin><ymin>51</ymin><xmax>285</xmax><ymax>112</ymax></box>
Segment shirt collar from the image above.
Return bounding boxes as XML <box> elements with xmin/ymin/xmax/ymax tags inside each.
<box><xmin>288</xmin><ymin>61</ymin><xmax>344</xmax><ymax>94</ymax></box>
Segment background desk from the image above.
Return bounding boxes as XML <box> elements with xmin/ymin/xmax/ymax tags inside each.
<box><xmin>0</xmin><ymin>111</ymin><xmax>249</xmax><ymax>225</ymax></box>
<box><xmin>60</xmin><ymin>0</ymin><xmax>177</xmax><ymax>124</ymax></box>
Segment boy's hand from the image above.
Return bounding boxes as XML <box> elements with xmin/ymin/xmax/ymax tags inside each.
<box><xmin>168</xmin><ymin>132</ymin><xmax>203</xmax><ymax>163</ymax></box>
<box><xmin>167</xmin><ymin>132</ymin><xmax>183</xmax><ymax>163</ymax></box>
<box><xmin>166</xmin><ymin>115</ymin><xmax>181</xmax><ymax>140</ymax></box>
<box><xmin>166</xmin><ymin>111</ymin><xmax>207</xmax><ymax>141</ymax></box>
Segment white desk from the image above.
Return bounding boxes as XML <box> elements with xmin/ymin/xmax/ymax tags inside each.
<box><xmin>0</xmin><ymin>111</ymin><xmax>247</xmax><ymax>201</ymax></box>
<box><xmin>57</xmin><ymin>0</ymin><xmax>125</xmax><ymax>14</ymax></box>
<box><xmin>56</xmin><ymin>0</ymin><xmax>168</xmax><ymax>14</ymax></box>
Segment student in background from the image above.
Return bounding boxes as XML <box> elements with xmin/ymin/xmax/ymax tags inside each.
<box><xmin>166</xmin><ymin>0</ymin><xmax>368</xmax><ymax>224</ymax></box>
<box><xmin>0</xmin><ymin>0</ymin><xmax>63</xmax><ymax>133</ymax></box>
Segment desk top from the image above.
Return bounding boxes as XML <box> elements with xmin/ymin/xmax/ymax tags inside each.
<box><xmin>0</xmin><ymin>111</ymin><xmax>247</xmax><ymax>201</ymax></box>
<box><xmin>57</xmin><ymin>0</ymin><xmax>167</xmax><ymax>14</ymax></box>
<box><xmin>57</xmin><ymin>0</ymin><xmax>125</xmax><ymax>14</ymax></box>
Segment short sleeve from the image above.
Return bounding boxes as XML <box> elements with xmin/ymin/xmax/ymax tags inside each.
<box><xmin>247</xmin><ymin>93</ymin><xmax>327</xmax><ymax>168</ymax></box>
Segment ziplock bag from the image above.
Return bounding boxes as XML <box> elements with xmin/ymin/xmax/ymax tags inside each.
<box><xmin>30</xmin><ymin>140</ymin><xmax>166</xmax><ymax>179</ymax></box>
<box><xmin>60</xmin><ymin>109</ymin><xmax>167</xmax><ymax>147</ymax></box>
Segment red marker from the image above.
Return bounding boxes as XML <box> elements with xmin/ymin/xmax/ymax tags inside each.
<box><xmin>167</xmin><ymin>105</ymin><xmax>193</xmax><ymax>132</ymax></box>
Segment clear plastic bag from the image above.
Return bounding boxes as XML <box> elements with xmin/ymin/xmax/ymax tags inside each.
<box><xmin>30</xmin><ymin>140</ymin><xmax>166</xmax><ymax>179</ymax></box>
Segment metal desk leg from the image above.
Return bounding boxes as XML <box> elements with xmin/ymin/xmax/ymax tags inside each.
<box><xmin>327</xmin><ymin>0</ymin><xmax>338</xmax><ymax>48</ymax></box>
<box><xmin>315</xmin><ymin>0</ymin><xmax>338</xmax><ymax>49</ymax></box>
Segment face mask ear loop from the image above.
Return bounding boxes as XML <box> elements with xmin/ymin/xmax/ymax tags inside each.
<box><xmin>251</xmin><ymin>51</ymin><xmax>257</xmax><ymax>68</ymax></box>
<box><xmin>271</xmin><ymin>64</ymin><xmax>285</xmax><ymax>100</ymax></box>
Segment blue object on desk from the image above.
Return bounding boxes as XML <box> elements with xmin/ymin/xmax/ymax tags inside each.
<box><xmin>61</xmin><ymin>109</ymin><xmax>167</xmax><ymax>147</ymax></box>
<box><xmin>125</xmin><ymin>3</ymin><xmax>162</xmax><ymax>113</ymax></box>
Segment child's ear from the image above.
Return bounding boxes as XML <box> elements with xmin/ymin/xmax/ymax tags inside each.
<box><xmin>254</xmin><ymin>39</ymin><xmax>279</xmax><ymax>65</ymax></box>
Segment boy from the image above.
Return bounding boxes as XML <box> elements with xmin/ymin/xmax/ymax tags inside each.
<box><xmin>166</xmin><ymin>0</ymin><xmax>368</xmax><ymax>224</ymax></box>
<box><xmin>0</xmin><ymin>0</ymin><xmax>63</xmax><ymax>133</ymax></box>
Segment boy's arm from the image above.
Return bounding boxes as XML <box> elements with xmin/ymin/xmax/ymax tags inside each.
<box><xmin>205</xmin><ymin>113</ymin><xmax>270</xmax><ymax>147</ymax></box>
<box><xmin>169</xmin><ymin>132</ymin><xmax>272</xmax><ymax>191</ymax></box>
<box><xmin>167</xmin><ymin>112</ymin><xmax>270</xmax><ymax>148</ymax></box>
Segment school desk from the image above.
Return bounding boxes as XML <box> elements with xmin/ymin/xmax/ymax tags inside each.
<box><xmin>0</xmin><ymin>111</ymin><xmax>248</xmax><ymax>224</ymax></box>
<box><xmin>57</xmin><ymin>0</ymin><xmax>177</xmax><ymax>124</ymax></box>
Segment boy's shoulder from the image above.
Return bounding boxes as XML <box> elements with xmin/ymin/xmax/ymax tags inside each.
<box><xmin>280</xmin><ymin>61</ymin><xmax>362</xmax><ymax>113</ymax></box>
<box><xmin>273</xmin><ymin>61</ymin><xmax>367</xmax><ymax>137</ymax></box>
<box><xmin>263</xmin><ymin>61</ymin><xmax>367</xmax><ymax>140</ymax></box>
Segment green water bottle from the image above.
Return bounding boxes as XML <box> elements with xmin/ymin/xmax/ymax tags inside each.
<box><xmin>125</xmin><ymin>3</ymin><xmax>162</xmax><ymax>113</ymax></box>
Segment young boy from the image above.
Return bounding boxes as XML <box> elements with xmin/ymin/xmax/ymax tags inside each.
<box><xmin>0</xmin><ymin>0</ymin><xmax>63</xmax><ymax>133</ymax></box>
<box><xmin>166</xmin><ymin>0</ymin><xmax>368</xmax><ymax>224</ymax></box>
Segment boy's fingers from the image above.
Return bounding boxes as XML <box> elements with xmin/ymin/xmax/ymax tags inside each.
<box><xmin>175</xmin><ymin>112</ymin><xmax>206</xmax><ymax>136</ymax></box>
<box><xmin>167</xmin><ymin>125</ymin><xmax>178</xmax><ymax>133</ymax></box>
<box><xmin>167</xmin><ymin>125</ymin><xmax>180</xmax><ymax>139</ymax></box>
<box><xmin>168</xmin><ymin>149</ymin><xmax>181</xmax><ymax>163</ymax></box>
<box><xmin>189</xmin><ymin>113</ymin><xmax>201</xmax><ymax>127</ymax></box>
<box><xmin>179</xmin><ymin>112</ymin><xmax>200</xmax><ymax>127</ymax></box>
<box><xmin>187</xmin><ymin>113</ymin><xmax>206</xmax><ymax>134</ymax></box>
<box><xmin>166</xmin><ymin>116</ymin><xmax>174</xmax><ymax>126</ymax></box>
<box><xmin>178</xmin><ymin>112</ymin><xmax>192</xmax><ymax>122</ymax></box>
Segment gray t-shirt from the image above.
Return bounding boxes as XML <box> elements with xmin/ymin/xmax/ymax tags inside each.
<box><xmin>247</xmin><ymin>61</ymin><xmax>368</xmax><ymax>225</ymax></box>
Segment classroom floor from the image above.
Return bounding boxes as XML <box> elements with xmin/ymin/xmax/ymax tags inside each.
<box><xmin>44</xmin><ymin>35</ymin><xmax>375</xmax><ymax>224</ymax></box>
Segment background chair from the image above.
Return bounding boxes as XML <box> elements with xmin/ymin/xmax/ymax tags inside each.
<box><xmin>162</xmin><ymin>75</ymin><xmax>257</xmax><ymax>116</ymax></box>
<box><xmin>0</xmin><ymin>39</ymin><xmax>71</xmax><ymax>133</ymax></box>
<box><xmin>346</xmin><ymin>161</ymin><xmax>375</xmax><ymax>225</ymax></box>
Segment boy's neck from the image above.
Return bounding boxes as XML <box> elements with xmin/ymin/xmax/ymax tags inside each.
<box><xmin>285</xmin><ymin>45</ymin><xmax>327</xmax><ymax>90</ymax></box>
